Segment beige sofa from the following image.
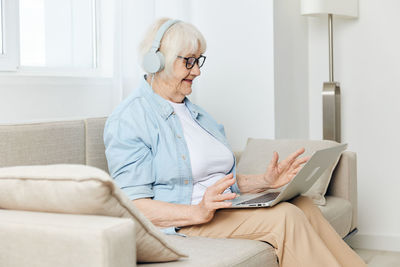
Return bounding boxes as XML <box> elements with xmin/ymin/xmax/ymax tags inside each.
<box><xmin>0</xmin><ymin>117</ymin><xmax>358</xmax><ymax>267</ymax></box>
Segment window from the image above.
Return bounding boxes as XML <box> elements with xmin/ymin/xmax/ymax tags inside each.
<box><xmin>19</xmin><ymin>0</ymin><xmax>97</xmax><ymax>69</ymax></box>
<box><xmin>0</xmin><ymin>0</ymin><xmax>19</xmax><ymax>71</ymax></box>
<box><xmin>0</xmin><ymin>0</ymin><xmax>3</xmax><ymax>54</ymax></box>
<box><xmin>0</xmin><ymin>0</ymin><xmax>113</xmax><ymax>75</ymax></box>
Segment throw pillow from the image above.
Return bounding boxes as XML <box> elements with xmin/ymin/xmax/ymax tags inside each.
<box><xmin>0</xmin><ymin>164</ymin><xmax>186</xmax><ymax>262</ymax></box>
<box><xmin>236</xmin><ymin>138</ymin><xmax>342</xmax><ymax>205</ymax></box>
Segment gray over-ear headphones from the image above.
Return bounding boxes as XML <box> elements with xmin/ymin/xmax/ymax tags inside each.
<box><xmin>143</xmin><ymin>19</ymin><xmax>181</xmax><ymax>74</ymax></box>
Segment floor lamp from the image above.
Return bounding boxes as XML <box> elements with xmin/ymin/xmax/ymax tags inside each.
<box><xmin>301</xmin><ymin>0</ymin><xmax>358</xmax><ymax>142</ymax></box>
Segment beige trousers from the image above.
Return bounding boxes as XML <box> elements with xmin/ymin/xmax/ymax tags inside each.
<box><xmin>179</xmin><ymin>196</ymin><xmax>366</xmax><ymax>267</ymax></box>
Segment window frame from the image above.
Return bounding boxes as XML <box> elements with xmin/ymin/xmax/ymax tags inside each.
<box><xmin>0</xmin><ymin>0</ymin><xmax>113</xmax><ymax>77</ymax></box>
<box><xmin>0</xmin><ymin>0</ymin><xmax>19</xmax><ymax>71</ymax></box>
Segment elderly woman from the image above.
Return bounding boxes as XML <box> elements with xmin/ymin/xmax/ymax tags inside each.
<box><xmin>104</xmin><ymin>18</ymin><xmax>365</xmax><ymax>267</ymax></box>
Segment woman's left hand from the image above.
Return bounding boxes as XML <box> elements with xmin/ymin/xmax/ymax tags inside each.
<box><xmin>263</xmin><ymin>148</ymin><xmax>310</xmax><ymax>189</ymax></box>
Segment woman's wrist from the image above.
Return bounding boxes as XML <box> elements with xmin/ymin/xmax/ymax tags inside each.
<box><xmin>261</xmin><ymin>173</ymin><xmax>275</xmax><ymax>189</ymax></box>
<box><xmin>237</xmin><ymin>173</ymin><xmax>271</xmax><ymax>193</ymax></box>
<box><xmin>190</xmin><ymin>203</ymin><xmax>212</xmax><ymax>225</ymax></box>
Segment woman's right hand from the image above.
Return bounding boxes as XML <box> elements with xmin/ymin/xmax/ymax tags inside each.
<box><xmin>194</xmin><ymin>174</ymin><xmax>237</xmax><ymax>224</ymax></box>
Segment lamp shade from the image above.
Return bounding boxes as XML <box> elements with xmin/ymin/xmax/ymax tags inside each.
<box><xmin>301</xmin><ymin>0</ymin><xmax>358</xmax><ymax>18</ymax></box>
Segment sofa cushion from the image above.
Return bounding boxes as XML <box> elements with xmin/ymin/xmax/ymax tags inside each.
<box><xmin>0</xmin><ymin>120</ymin><xmax>85</xmax><ymax>167</ymax></box>
<box><xmin>138</xmin><ymin>236</ymin><xmax>278</xmax><ymax>267</ymax></box>
<box><xmin>237</xmin><ymin>138</ymin><xmax>342</xmax><ymax>205</ymax></box>
<box><xmin>0</xmin><ymin>164</ymin><xmax>186</xmax><ymax>262</ymax></box>
<box><xmin>84</xmin><ymin>117</ymin><xmax>109</xmax><ymax>173</ymax></box>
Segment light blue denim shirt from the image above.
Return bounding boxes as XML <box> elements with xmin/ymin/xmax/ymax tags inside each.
<box><xmin>104</xmin><ymin>76</ymin><xmax>240</xmax><ymax>234</ymax></box>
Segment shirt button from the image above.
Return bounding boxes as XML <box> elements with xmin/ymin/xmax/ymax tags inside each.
<box><xmin>177</xmin><ymin>134</ymin><xmax>181</xmax><ymax>139</ymax></box>
<box><xmin>182</xmin><ymin>155</ymin><xmax>186</xmax><ymax>160</ymax></box>
<box><xmin>184</xmin><ymin>180</ymin><xmax>189</xmax><ymax>185</ymax></box>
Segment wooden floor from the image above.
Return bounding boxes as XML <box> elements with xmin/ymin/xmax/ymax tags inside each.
<box><xmin>355</xmin><ymin>249</ymin><xmax>400</xmax><ymax>267</ymax></box>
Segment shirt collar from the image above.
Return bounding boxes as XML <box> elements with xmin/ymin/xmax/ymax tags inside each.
<box><xmin>139</xmin><ymin>75</ymin><xmax>201</xmax><ymax>120</ymax></box>
<box><xmin>183</xmin><ymin>98</ymin><xmax>200</xmax><ymax>119</ymax></box>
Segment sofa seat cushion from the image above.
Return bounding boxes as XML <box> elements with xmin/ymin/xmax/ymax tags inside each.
<box><xmin>0</xmin><ymin>164</ymin><xmax>185</xmax><ymax>263</ymax></box>
<box><xmin>319</xmin><ymin>196</ymin><xmax>352</xmax><ymax>238</ymax></box>
<box><xmin>138</xmin><ymin>236</ymin><xmax>278</xmax><ymax>267</ymax></box>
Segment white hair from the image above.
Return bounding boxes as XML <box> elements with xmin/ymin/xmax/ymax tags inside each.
<box><xmin>139</xmin><ymin>18</ymin><xmax>207</xmax><ymax>78</ymax></box>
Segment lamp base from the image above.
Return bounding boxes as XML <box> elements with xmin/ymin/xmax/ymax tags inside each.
<box><xmin>322</xmin><ymin>82</ymin><xmax>341</xmax><ymax>142</ymax></box>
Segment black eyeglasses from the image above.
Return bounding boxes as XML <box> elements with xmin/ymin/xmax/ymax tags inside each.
<box><xmin>177</xmin><ymin>55</ymin><xmax>206</xmax><ymax>69</ymax></box>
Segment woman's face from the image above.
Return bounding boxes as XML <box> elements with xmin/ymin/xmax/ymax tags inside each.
<box><xmin>163</xmin><ymin>51</ymin><xmax>202</xmax><ymax>102</ymax></box>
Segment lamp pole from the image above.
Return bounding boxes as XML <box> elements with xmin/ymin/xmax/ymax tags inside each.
<box><xmin>328</xmin><ymin>14</ymin><xmax>334</xmax><ymax>82</ymax></box>
<box><xmin>322</xmin><ymin>14</ymin><xmax>341</xmax><ymax>142</ymax></box>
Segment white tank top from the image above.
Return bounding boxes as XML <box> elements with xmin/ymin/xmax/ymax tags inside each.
<box><xmin>168</xmin><ymin>101</ymin><xmax>234</xmax><ymax>205</ymax></box>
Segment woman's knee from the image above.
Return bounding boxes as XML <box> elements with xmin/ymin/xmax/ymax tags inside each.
<box><xmin>292</xmin><ymin>195</ymin><xmax>314</xmax><ymax>207</ymax></box>
<box><xmin>291</xmin><ymin>195</ymin><xmax>320</xmax><ymax>219</ymax></box>
<box><xmin>274</xmin><ymin>202</ymin><xmax>308</xmax><ymax>223</ymax></box>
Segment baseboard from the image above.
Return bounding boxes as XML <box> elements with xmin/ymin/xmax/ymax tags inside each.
<box><xmin>348</xmin><ymin>233</ymin><xmax>400</xmax><ymax>252</ymax></box>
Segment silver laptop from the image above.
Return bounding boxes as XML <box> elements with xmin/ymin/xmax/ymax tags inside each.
<box><xmin>225</xmin><ymin>143</ymin><xmax>347</xmax><ymax>208</ymax></box>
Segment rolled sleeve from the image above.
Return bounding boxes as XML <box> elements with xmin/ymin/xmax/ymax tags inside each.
<box><xmin>121</xmin><ymin>185</ymin><xmax>154</xmax><ymax>201</ymax></box>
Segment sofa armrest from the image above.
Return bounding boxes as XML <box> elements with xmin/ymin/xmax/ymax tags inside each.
<box><xmin>0</xmin><ymin>210</ymin><xmax>136</xmax><ymax>267</ymax></box>
<box><xmin>326</xmin><ymin>151</ymin><xmax>358</xmax><ymax>231</ymax></box>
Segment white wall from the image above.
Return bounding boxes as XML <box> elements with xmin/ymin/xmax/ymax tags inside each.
<box><xmin>0</xmin><ymin>76</ymin><xmax>114</xmax><ymax>123</ymax></box>
<box><xmin>190</xmin><ymin>0</ymin><xmax>275</xmax><ymax>152</ymax></box>
<box><xmin>307</xmin><ymin>0</ymin><xmax>400</xmax><ymax>251</ymax></box>
<box><xmin>273</xmin><ymin>0</ymin><xmax>309</xmax><ymax>139</ymax></box>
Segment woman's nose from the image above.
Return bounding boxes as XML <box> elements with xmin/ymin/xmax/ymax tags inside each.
<box><xmin>190</xmin><ymin>63</ymin><xmax>201</xmax><ymax>76</ymax></box>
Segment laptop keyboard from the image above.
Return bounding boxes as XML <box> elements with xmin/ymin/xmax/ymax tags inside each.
<box><xmin>239</xmin><ymin>192</ymin><xmax>281</xmax><ymax>205</ymax></box>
